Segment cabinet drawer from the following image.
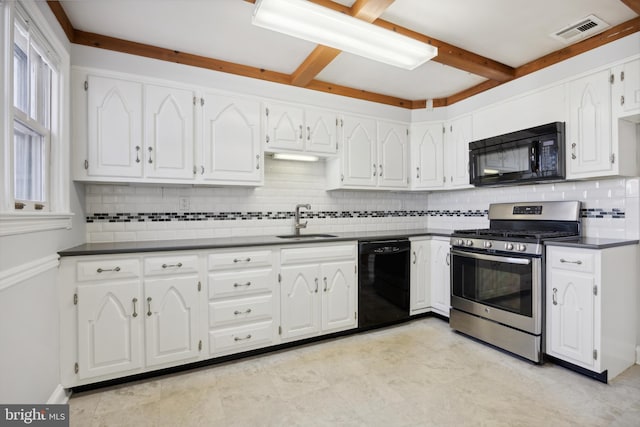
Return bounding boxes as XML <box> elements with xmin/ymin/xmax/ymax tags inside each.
<box><xmin>144</xmin><ymin>254</ymin><xmax>199</xmax><ymax>276</ymax></box>
<box><xmin>208</xmin><ymin>268</ymin><xmax>274</xmax><ymax>298</ymax></box>
<box><xmin>208</xmin><ymin>249</ymin><xmax>273</xmax><ymax>270</ymax></box>
<box><xmin>548</xmin><ymin>248</ymin><xmax>595</xmax><ymax>273</ymax></box>
<box><xmin>281</xmin><ymin>243</ymin><xmax>356</xmax><ymax>265</ymax></box>
<box><xmin>76</xmin><ymin>258</ymin><xmax>141</xmax><ymax>282</ymax></box>
<box><xmin>209</xmin><ymin>322</ymin><xmax>274</xmax><ymax>356</ymax></box>
<box><xmin>209</xmin><ymin>295</ymin><xmax>273</xmax><ymax>328</ymax></box>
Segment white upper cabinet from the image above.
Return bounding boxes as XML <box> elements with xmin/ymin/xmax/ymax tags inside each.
<box><xmin>566</xmin><ymin>70</ymin><xmax>613</xmax><ymax>178</ymax></box>
<box><xmin>200</xmin><ymin>93</ymin><xmax>263</xmax><ymax>184</ymax></box>
<box><xmin>410</xmin><ymin>122</ymin><xmax>445</xmax><ymax>190</ymax></box>
<box><xmin>144</xmin><ymin>84</ymin><xmax>195</xmax><ymax>180</ymax></box>
<box><xmin>612</xmin><ymin>58</ymin><xmax>640</xmax><ymax>117</ymax></box>
<box><xmin>378</xmin><ymin>121</ymin><xmax>409</xmax><ymax>189</ymax></box>
<box><xmin>327</xmin><ymin>115</ymin><xmax>408</xmax><ymax>190</ymax></box>
<box><xmin>263</xmin><ymin>102</ymin><xmax>338</xmax><ymax>155</ymax></box>
<box><xmin>444</xmin><ymin>115</ymin><xmax>472</xmax><ymax>188</ymax></box>
<box><xmin>87</xmin><ymin>75</ymin><xmax>143</xmax><ymax>178</ymax></box>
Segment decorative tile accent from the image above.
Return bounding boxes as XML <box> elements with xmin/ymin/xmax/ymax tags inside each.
<box><xmin>581</xmin><ymin>208</ymin><xmax>625</xmax><ymax>219</ymax></box>
<box><xmin>85</xmin><ymin>209</ymin><xmax>490</xmax><ymax>223</ymax></box>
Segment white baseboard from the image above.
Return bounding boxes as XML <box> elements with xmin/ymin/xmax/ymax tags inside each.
<box><xmin>636</xmin><ymin>346</ymin><xmax>640</xmax><ymax>365</ymax></box>
<box><xmin>47</xmin><ymin>384</ymin><xmax>70</xmax><ymax>404</ymax></box>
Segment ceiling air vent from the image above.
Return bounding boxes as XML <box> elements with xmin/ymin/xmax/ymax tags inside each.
<box><xmin>551</xmin><ymin>15</ymin><xmax>609</xmax><ymax>44</ymax></box>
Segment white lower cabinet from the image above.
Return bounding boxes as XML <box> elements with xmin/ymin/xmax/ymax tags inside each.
<box><xmin>430</xmin><ymin>238</ymin><xmax>451</xmax><ymax>317</ymax></box>
<box><xmin>410</xmin><ymin>238</ymin><xmax>431</xmax><ymax>314</ymax></box>
<box><xmin>61</xmin><ymin>252</ymin><xmax>204</xmax><ymax>387</ymax></box>
<box><xmin>207</xmin><ymin>248</ymin><xmax>280</xmax><ymax>356</ymax></box>
<box><xmin>546</xmin><ymin>244</ymin><xmax>637</xmax><ymax>380</ymax></box>
<box><xmin>280</xmin><ymin>243</ymin><xmax>358</xmax><ymax>341</ymax></box>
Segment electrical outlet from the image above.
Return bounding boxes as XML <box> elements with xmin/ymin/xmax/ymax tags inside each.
<box><xmin>179</xmin><ymin>197</ymin><xmax>190</xmax><ymax>211</ymax></box>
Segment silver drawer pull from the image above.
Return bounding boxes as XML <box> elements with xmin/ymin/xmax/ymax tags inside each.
<box><xmin>560</xmin><ymin>258</ymin><xmax>582</xmax><ymax>265</ymax></box>
<box><xmin>233</xmin><ymin>282</ymin><xmax>252</xmax><ymax>288</ymax></box>
<box><xmin>234</xmin><ymin>334</ymin><xmax>252</xmax><ymax>342</ymax></box>
<box><xmin>97</xmin><ymin>266</ymin><xmax>121</xmax><ymax>273</ymax></box>
<box><xmin>132</xmin><ymin>298</ymin><xmax>138</xmax><ymax>317</ymax></box>
<box><xmin>233</xmin><ymin>257</ymin><xmax>251</xmax><ymax>263</ymax></box>
<box><xmin>234</xmin><ymin>309</ymin><xmax>252</xmax><ymax>315</ymax></box>
<box><xmin>162</xmin><ymin>262</ymin><xmax>183</xmax><ymax>269</ymax></box>
<box><xmin>147</xmin><ymin>297</ymin><xmax>152</xmax><ymax>316</ymax></box>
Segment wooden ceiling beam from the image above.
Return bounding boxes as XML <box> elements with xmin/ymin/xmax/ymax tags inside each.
<box><xmin>290</xmin><ymin>0</ymin><xmax>395</xmax><ymax>87</ymax></box>
<box><xmin>46</xmin><ymin>0</ymin><xmax>75</xmax><ymax>42</ymax></box>
<box><xmin>621</xmin><ymin>0</ymin><xmax>640</xmax><ymax>14</ymax></box>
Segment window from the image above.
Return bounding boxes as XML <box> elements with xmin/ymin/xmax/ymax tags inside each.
<box><xmin>1</xmin><ymin>0</ymin><xmax>71</xmax><ymax>236</ymax></box>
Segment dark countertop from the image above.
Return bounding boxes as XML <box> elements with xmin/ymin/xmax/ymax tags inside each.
<box><xmin>59</xmin><ymin>228</ymin><xmax>453</xmax><ymax>257</ymax></box>
<box><xmin>545</xmin><ymin>237</ymin><xmax>639</xmax><ymax>250</ymax></box>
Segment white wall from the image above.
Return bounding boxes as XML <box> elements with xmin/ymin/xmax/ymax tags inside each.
<box><xmin>0</xmin><ymin>2</ymin><xmax>86</xmax><ymax>404</ymax></box>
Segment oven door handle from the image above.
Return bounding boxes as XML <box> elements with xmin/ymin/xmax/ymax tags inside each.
<box><xmin>451</xmin><ymin>249</ymin><xmax>531</xmax><ymax>265</ymax></box>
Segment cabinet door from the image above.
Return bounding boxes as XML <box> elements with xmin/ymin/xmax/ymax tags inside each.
<box><xmin>341</xmin><ymin>115</ymin><xmax>377</xmax><ymax>187</ymax></box>
<box><xmin>87</xmin><ymin>75</ymin><xmax>143</xmax><ymax>178</ymax></box>
<box><xmin>567</xmin><ymin>70</ymin><xmax>613</xmax><ymax>177</ymax></box>
<box><xmin>201</xmin><ymin>94</ymin><xmax>262</xmax><ymax>183</ymax></box>
<box><xmin>547</xmin><ymin>270</ymin><xmax>596</xmax><ymax>369</ymax></box>
<box><xmin>320</xmin><ymin>260</ymin><xmax>357</xmax><ymax>333</ymax></box>
<box><xmin>410</xmin><ymin>240</ymin><xmax>430</xmax><ymax>312</ymax></box>
<box><xmin>264</xmin><ymin>103</ymin><xmax>305</xmax><ymax>151</ymax></box>
<box><xmin>411</xmin><ymin>123</ymin><xmax>444</xmax><ymax>189</ymax></box>
<box><xmin>430</xmin><ymin>240</ymin><xmax>451</xmax><ymax>317</ymax></box>
<box><xmin>305</xmin><ymin>108</ymin><xmax>338</xmax><ymax>154</ymax></box>
<box><xmin>445</xmin><ymin>116</ymin><xmax>472</xmax><ymax>188</ymax></box>
<box><xmin>280</xmin><ymin>264</ymin><xmax>320</xmax><ymax>340</ymax></box>
<box><xmin>144</xmin><ymin>84</ymin><xmax>195</xmax><ymax>179</ymax></box>
<box><xmin>614</xmin><ymin>59</ymin><xmax>640</xmax><ymax>115</ymax></box>
<box><xmin>144</xmin><ymin>275</ymin><xmax>200</xmax><ymax>367</ymax></box>
<box><xmin>378</xmin><ymin>121</ymin><xmax>409</xmax><ymax>189</ymax></box>
<box><xmin>77</xmin><ymin>281</ymin><xmax>143</xmax><ymax>379</ymax></box>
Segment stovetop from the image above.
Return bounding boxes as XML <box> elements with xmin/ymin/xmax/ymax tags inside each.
<box><xmin>452</xmin><ymin>228</ymin><xmax>579</xmax><ymax>242</ymax></box>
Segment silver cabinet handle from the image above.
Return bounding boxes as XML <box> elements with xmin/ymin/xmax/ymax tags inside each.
<box><xmin>314</xmin><ymin>277</ymin><xmax>319</xmax><ymax>293</ymax></box>
<box><xmin>148</xmin><ymin>146</ymin><xmax>153</xmax><ymax>164</ymax></box>
<box><xmin>571</xmin><ymin>143</ymin><xmax>577</xmax><ymax>160</ymax></box>
<box><xmin>446</xmin><ymin>253</ymin><xmax>451</xmax><ymax>266</ymax></box>
<box><xmin>146</xmin><ymin>297</ymin><xmax>152</xmax><ymax>316</ymax></box>
<box><xmin>621</xmin><ymin>95</ymin><xmax>625</xmax><ymax>106</ymax></box>
<box><xmin>135</xmin><ymin>146</ymin><xmax>141</xmax><ymax>163</ymax></box>
<box><xmin>307</xmin><ymin>126</ymin><xmax>311</xmax><ymax>140</ymax></box>
<box><xmin>379</xmin><ymin>164</ymin><xmax>383</xmax><ymax>177</ymax></box>
<box><xmin>132</xmin><ymin>298</ymin><xmax>138</xmax><ymax>317</ymax></box>
<box><xmin>323</xmin><ymin>277</ymin><xmax>328</xmax><ymax>292</ymax></box>
<box><xmin>162</xmin><ymin>262</ymin><xmax>183</xmax><ymax>269</ymax></box>
<box><xmin>256</xmin><ymin>154</ymin><xmax>260</xmax><ymax>170</ymax></box>
<box><xmin>412</xmin><ymin>251</ymin><xmax>417</xmax><ymax>264</ymax></box>
<box><xmin>373</xmin><ymin>164</ymin><xmax>377</xmax><ymax>177</ymax></box>
<box><xmin>233</xmin><ymin>281</ymin><xmax>252</xmax><ymax>288</ymax></box>
<box><xmin>233</xmin><ymin>257</ymin><xmax>251</xmax><ymax>263</ymax></box>
<box><xmin>97</xmin><ymin>266</ymin><xmax>121</xmax><ymax>273</ymax></box>
<box><xmin>560</xmin><ymin>258</ymin><xmax>582</xmax><ymax>265</ymax></box>
<box><xmin>234</xmin><ymin>308</ymin><xmax>252</xmax><ymax>315</ymax></box>
<box><xmin>552</xmin><ymin>288</ymin><xmax>558</xmax><ymax>305</ymax></box>
<box><xmin>299</xmin><ymin>125</ymin><xmax>303</xmax><ymax>140</ymax></box>
<box><xmin>234</xmin><ymin>334</ymin><xmax>252</xmax><ymax>342</ymax></box>
<box><xmin>416</xmin><ymin>167</ymin><xmax>420</xmax><ymax>179</ymax></box>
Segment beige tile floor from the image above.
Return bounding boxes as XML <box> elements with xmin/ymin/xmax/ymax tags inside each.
<box><xmin>69</xmin><ymin>318</ymin><xmax>640</xmax><ymax>427</ymax></box>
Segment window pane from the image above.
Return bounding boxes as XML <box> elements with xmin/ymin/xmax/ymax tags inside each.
<box><xmin>30</xmin><ymin>48</ymin><xmax>51</xmax><ymax>127</ymax></box>
<box><xmin>14</xmin><ymin>121</ymin><xmax>45</xmax><ymax>203</ymax></box>
<box><xmin>13</xmin><ymin>43</ymin><xmax>28</xmax><ymax>113</ymax></box>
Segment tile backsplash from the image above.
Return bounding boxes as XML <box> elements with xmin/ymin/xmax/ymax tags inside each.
<box><xmin>85</xmin><ymin>158</ymin><xmax>639</xmax><ymax>242</ymax></box>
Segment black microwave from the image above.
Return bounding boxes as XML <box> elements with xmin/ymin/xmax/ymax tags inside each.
<box><xmin>469</xmin><ymin>122</ymin><xmax>565</xmax><ymax>187</ymax></box>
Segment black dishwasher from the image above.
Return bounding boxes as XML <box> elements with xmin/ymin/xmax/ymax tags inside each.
<box><xmin>358</xmin><ymin>239</ymin><xmax>411</xmax><ymax>330</ymax></box>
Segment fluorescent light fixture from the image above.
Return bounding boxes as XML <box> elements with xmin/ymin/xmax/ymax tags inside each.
<box><xmin>252</xmin><ymin>0</ymin><xmax>438</xmax><ymax>70</ymax></box>
<box><xmin>272</xmin><ymin>153</ymin><xmax>320</xmax><ymax>162</ymax></box>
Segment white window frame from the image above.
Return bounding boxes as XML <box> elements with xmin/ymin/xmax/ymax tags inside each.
<box><xmin>0</xmin><ymin>0</ymin><xmax>72</xmax><ymax>236</ymax></box>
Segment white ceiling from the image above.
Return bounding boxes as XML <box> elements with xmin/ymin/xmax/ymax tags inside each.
<box><xmin>57</xmin><ymin>0</ymin><xmax>637</xmax><ymax>102</ymax></box>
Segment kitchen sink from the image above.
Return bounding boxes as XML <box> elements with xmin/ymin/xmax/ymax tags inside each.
<box><xmin>276</xmin><ymin>234</ymin><xmax>337</xmax><ymax>239</ymax></box>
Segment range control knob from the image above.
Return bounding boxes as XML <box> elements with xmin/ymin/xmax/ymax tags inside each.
<box><xmin>465</xmin><ymin>240</ymin><xmax>473</xmax><ymax>247</ymax></box>
<box><xmin>456</xmin><ymin>239</ymin><xmax>465</xmax><ymax>246</ymax></box>
<box><xmin>517</xmin><ymin>244</ymin><xmax>527</xmax><ymax>252</ymax></box>
<box><xmin>484</xmin><ymin>241</ymin><xmax>492</xmax><ymax>249</ymax></box>
<box><xmin>505</xmin><ymin>243</ymin><xmax>514</xmax><ymax>251</ymax></box>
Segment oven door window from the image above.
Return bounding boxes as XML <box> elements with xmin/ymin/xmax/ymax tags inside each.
<box><xmin>452</xmin><ymin>251</ymin><xmax>533</xmax><ymax>317</ymax></box>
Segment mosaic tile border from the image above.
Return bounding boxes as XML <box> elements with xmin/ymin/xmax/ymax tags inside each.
<box><xmin>86</xmin><ymin>209</ymin><xmax>489</xmax><ymax>223</ymax></box>
<box><xmin>85</xmin><ymin>208</ymin><xmax>624</xmax><ymax>223</ymax></box>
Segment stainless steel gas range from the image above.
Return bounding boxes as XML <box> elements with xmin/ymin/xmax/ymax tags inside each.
<box><xmin>449</xmin><ymin>201</ymin><xmax>581</xmax><ymax>363</ymax></box>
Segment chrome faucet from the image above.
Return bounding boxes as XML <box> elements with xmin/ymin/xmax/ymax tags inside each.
<box><xmin>294</xmin><ymin>204</ymin><xmax>311</xmax><ymax>236</ymax></box>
